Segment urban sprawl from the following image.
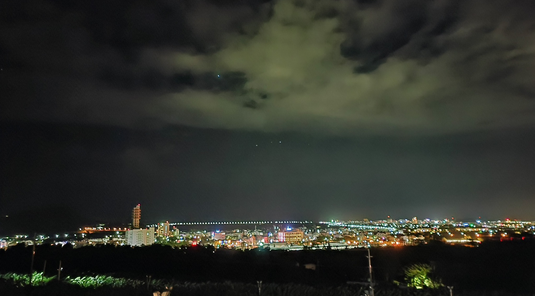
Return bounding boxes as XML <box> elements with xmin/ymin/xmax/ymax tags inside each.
<box><xmin>2</xmin><ymin>205</ymin><xmax>534</xmax><ymax>250</ymax></box>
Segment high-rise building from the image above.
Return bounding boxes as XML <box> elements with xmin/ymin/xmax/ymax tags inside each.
<box><xmin>125</xmin><ymin>227</ymin><xmax>155</xmax><ymax>246</ymax></box>
<box><xmin>157</xmin><ymin>221</ymin><xmax>170</xmax><ymax>237</ymax></box>
<box><xmin>132</xmin><ymin>204</ymin><xmax>141</xmax><ymax>229</ymax></box>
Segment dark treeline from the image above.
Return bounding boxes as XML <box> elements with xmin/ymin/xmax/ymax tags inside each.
<box><xmin>1</xmin><ymin>241</ymin><xmax>534</xmax><ymax>293</ymax></box>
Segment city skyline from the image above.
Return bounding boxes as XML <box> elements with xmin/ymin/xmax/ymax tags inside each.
<box><xmin>2</xmin><ymin>200</ymin><xmax>532</xmax><ymax>236</ymax></box>
<box><xmin>3</xmin><ymin>214</ymin><xmax>533</xmax><ymax>250</ymax></box>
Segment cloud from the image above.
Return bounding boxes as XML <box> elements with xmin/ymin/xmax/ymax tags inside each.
<box><xmin>2</xmin><ymin>0</ymin><xmax>535</xmax><ymax>135</ymax></box>
<box><xmin>138</xmin><ymin>0</ymin><xmax>535</xmax><ymax>134</ymax></box>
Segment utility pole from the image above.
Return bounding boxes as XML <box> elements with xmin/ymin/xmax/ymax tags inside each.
<box><xmin>447</xmin><ymin>286</ymin><xmax>453</xmax><ymax>296</ymax></box>
<box><xmin>57</xmin><ymin>260</ymin><xmax>62</xmax><ymax>282</ymax></box>
<box><xmin>367</xmin><ymin>248</ymin><xmax>375</xmax><ymax>296</ymax></box>
<box><xmin>146</xmin><ymin>275</ymin><xmax>152</xmax><ymax>291</ymax></box>
<box><xmin>257</xmin><ymin>280</ymin><xmax>262</xmax><ymax>296</ymax></box>
<box><xmin>29</xmin><ymin>243</ymin><xmax>36</xmax><ymax>286</ymax></box>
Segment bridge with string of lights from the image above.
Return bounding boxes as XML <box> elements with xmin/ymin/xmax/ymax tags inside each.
<box><xmin>147</xmin><ymin>220</ymin><xmax>314</xmax><ymax>227</ymax></box>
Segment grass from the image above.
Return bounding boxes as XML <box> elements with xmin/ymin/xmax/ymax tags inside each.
<box><xmin>0</xmin><ymin>273</ymin><xmax>531</xmax><ymax>296</ymax></box>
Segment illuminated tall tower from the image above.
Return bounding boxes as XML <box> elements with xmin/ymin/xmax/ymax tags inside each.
<box><xmin>132</xmin><ymin>204</ymin><xmax>141</xmax><ymax>229</ymax></box>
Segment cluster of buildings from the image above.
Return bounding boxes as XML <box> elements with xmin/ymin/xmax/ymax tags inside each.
<box><xmin>124</xmin><ymin>204</ymin><xmax>154</xmax><ymax>247</ymax></box>
<box><xmin>1</xmin><ymin>205</ymin><xmax>534</xmax><ymax>250</ymax></box>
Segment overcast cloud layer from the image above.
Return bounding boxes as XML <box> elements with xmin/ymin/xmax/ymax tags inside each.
<box><xmin>2</xmin><ymin>0</ymin><xmax>535</xmax><ymax>134</ymax></box>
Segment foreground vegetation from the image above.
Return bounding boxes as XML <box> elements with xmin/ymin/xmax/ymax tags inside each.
<box><xmin>0</xmin><ymin>278</ymin><xmax>532</xmax><ymax>296</ymax></box>
<box><xmin>1</xmin><ymin>242</ymin><xmax>535</xmax><ymax>294</ymax></box>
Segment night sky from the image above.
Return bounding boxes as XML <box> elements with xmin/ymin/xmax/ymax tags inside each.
<box><xmin>1</xmin><ymin>0</ymin><xmax>535</xmax><ymax>232</ymax></box>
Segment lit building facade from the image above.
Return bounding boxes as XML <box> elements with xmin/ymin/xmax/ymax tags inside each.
<box><xmin>132</xmin><ymin>204</ymin><xmax>141</xmax><ymax>229</ymax></box>
<box><xmin>126</xmin><ymin>227</ymin><xmax>155</xmax><ymax>246</ymax></box>
<box><xmin>157</xmin><ymin>221</ymin><xmax>170</xmax><ymax>237</ymax></box>
<box><xmin>213</xmin><ymin>231</ymin><xmax>226</xmax><ymax>240</ymax></box>
<box><xmin>278</xmin><ymin>229</ymin><xmax>304</xmax><ymax>244</ymax></box>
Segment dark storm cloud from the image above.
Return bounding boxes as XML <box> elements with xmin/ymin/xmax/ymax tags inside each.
<box><xmin>0</xmin><ymin>0</ymin><xmax>269</xmax><ymax>121</ymax></box>
<box><xmin>341</xmin><ymin>0</ymin><xmax>461</xmax><ymax>72</ymax></box>
<box><xmin>2</xmin><ymin>0</ymin><xmax>535</xmax><ymax>134</ymax></box>
<box><xmin>142</xmin><ymin>0</ymin><xmax>535</xmax><ymax>134</ymax></box>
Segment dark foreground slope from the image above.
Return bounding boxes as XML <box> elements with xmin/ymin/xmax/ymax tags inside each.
<box><xmin>1</xmin><ymin>241</ymin><xmax>534</xmax><ymax>293</ymax></box>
